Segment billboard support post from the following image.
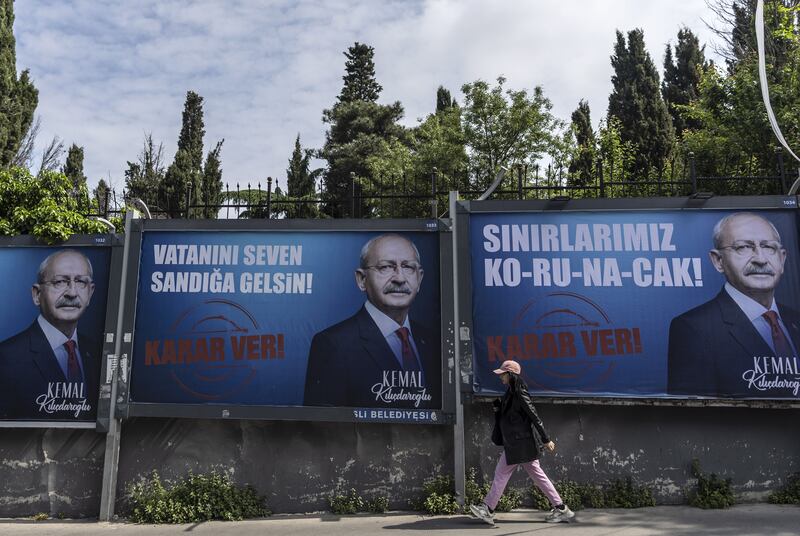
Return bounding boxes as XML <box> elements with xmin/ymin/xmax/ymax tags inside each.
<box><xmin>99</xmin><ymin>208</ymin><xmax>136</xmax><ymax>521</ymax></box>
<box><xmin>450</xmin><ymin>191</ymin><xmax>466</xmax><ymax>506</ymax></box>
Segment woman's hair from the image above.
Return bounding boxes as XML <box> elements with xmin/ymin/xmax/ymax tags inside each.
<box><xmin>506</xmin><ymin>371</ymin><xmax>526</xmax><ymax>394</ymax></box>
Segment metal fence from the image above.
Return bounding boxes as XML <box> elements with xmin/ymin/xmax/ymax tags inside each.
<box><xmin>92</xmin><ymin>152</ymin><xmax>800</xmax><ymax>221</ymax></box>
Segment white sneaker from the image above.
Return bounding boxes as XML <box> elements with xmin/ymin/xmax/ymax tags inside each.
<box><xmin>545</xmin><ymin>505</ymin><xmax>575</xmax><ymax>523</ymax></box>
<box><xmin>469</xmin><ymin>503</ymin><xmax>495</xmax><ymax>526</ymax></box>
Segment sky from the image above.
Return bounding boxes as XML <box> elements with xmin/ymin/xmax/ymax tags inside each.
<box><xmin>13</xmin><ymin>1</ymin><xmax>725</xmax><ymax>194</ymax></box>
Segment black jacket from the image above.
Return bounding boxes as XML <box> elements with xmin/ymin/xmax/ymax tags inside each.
<box><xmin>492</xmin><ymin>375</ymin><xmax>551</xmax><ymax>465</ymax></box>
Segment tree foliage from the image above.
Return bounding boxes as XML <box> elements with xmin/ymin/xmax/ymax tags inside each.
<box><xmin>160</xmin><ymin>91</ymin><xmax>205</xmax><ymax>217</ymax></box>
<box><xmin>684</xmin><ymin>0</ymin><xmax>800</xmax><ymax>185</ymax></box>
<box><xmin>285</xmin><ymin>134</ymin><xmax>320</xmax><ymax>218</ymax></box>
<box><xmin>0</xmin><ymin>167</ymin><xmax>106</xmax><ymax>242</ymax></box>
<box><xmin>0</xmin><ymin>0</ymin><xmax>38</xmax><ymax>169</ymax></box>
<box><xmin>125</xmin><ymin>133</ymin><xmax>166</xmax><ymax>210</ymax></box>
<box><xmin>320</xmin><ymin>42</ymin><xmax>407</xmax><ymax>217</ymax></box>
<box><xmin>199</xmin><ymin>140</ymin><xmax>224</xmax><ymax>219</ymax></box>
<box><xmin>338</xmin><ymin>42</ymin><xmax>382</xmax><ymax>104</ymax></box>
<box><xmin>608</xmin><ymin>28</ymin><xmax>674</xmax><ymax>179</ymax></box>
<box><xmin>568</xmin><ymin>99</ymin><xmax>596</xmax><ymax>187</ymax></box>
<box><xmin>461</xmin><ymin>77</ymin><xmax>561</xmax><ymax>191</ymax></box>
<box><xmin>663</xmin><ymin>27</ymin><xmax>706</xmax><ymax>136</ymax></box>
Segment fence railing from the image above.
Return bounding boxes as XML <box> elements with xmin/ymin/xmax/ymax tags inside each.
<box><xmin>91</xmin><ymin>152</ymin><xmax>799</xmax><ymax>221</ymax></box>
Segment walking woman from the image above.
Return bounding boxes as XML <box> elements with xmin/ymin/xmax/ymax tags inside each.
<box><xmin>470</xmin><ymin>360</ymin><xmax>574</xmax><ymax>525</ymax></box>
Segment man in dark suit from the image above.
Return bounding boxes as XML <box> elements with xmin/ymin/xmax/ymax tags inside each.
<box><xmin>0</xmin><ymin>249</ymin><xmax>100</xmax><ymax>420</ymax></box>
<box><xmin>667</xmin><ymin>212</ymin><xmax>800</xmax><ymax>397</ymax></box>
<box><xmin>304</xmin><ymin>233</ymin><xmax>440</xmax><ymax>408</ymax></box>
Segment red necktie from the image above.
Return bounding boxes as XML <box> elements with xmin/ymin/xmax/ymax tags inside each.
<box><xmin>64</xmin><ymin>340</ymin><xmax>83</xmax><ymax>382</ymax></box>
<box><xmin>762</xmin><ymin>311</ymin><xmax>793</xmax><ymax>357</ymax></box>
<box><xmin>395</xmin><ymin>327</ymin><xmax>420</xmax><ymax>372</ymax></box>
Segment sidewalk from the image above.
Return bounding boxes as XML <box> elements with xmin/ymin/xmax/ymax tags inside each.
<box><xmin>1</xmin><ymin>504</ymin><xmax>797</xmax><ymax>536</ymax></box>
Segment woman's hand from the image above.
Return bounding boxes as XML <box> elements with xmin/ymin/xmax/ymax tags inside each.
<box><xmin>545</xmin><ymin>441</ymin><xmax>555</xmax><ymax>452</ymax></box>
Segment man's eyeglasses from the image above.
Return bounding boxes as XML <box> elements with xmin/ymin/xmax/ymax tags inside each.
<box><xmin>364</xmin><ymin>262</ymin><xmax>421</xmax><ymax>276</ymax></box>
<box><xmin>717</xmin><ymin>241</ymin><xmax>783</xmax><ymax>258</ymax></box>
<box><xmin>39</xmin><ymin>277</ymin><xmax>93</xmax><ymax>291</ymax></box>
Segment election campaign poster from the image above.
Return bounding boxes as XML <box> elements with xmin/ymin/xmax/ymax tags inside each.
<box><xmin>128</xmin><ymin>229</ymin><xmax>443</xmax><ymax>423</ymax></box>
<box><xmin>0</xmin><ymin>244</ymin><xmax>113</xmax><ymax>424</ymax></box>
<box><xmin>470</xmin><ymin>209</ymin><xmax>800</xmax><ymax>399</ymax></box>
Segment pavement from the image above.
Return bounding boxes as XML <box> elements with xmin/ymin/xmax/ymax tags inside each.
<box><xmin>1</xmin><ymin>504</ymin><xmax>798</xmax><ymax>536</ymax></box>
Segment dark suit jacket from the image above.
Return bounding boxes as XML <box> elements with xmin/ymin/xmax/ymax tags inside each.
<box><xmin>667</xmin><ymin>289</ymin><xmax>800</xmax><ymax>397</ymax></box>
<box><xmin>0</xmin><ymin>321</ymin><xmax>100</xmax><ymax>420</ymax></box>
<box><xmin>304</xmin><ymin>306</ymin><xmax>441</xmax><ymax>408</ymax></box>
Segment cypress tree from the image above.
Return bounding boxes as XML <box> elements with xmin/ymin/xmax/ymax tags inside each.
<box><xmin>0</xmin><ymin>0</ymin><xmax>38</xmax><ymax>168</ymax></box>
<box><xmin>436</xmin><ymin>86</ymin><xmax>457</xmax><ymax>113</ymax></box>
<box><xmin>62</xmin><ymin>144</ymin><xmax>87</xmax><ymax>191</ymax></box>
<box><xmin>663</xmin><ymin>27</ymin><xmax>706</xmax><ymax>135</ymax></box>
<box><xmin>320</xmin><ymin>42</ymin><xmax>406</xmax><ymax>217</ymax></box>
<box><xmin>286</xmin><ymin>134</ymin><xmax>318</xmax><ymax>218</ymax></box>
<box><xmin>608</xmin><ymin>28</ymin><xmax>674</xmax><ymax>179</ymax></box>
<box><xmin>568</xmin><ymin>100</ymin><xmax>596</xmax><ymax>187</ymax></box>
<box><xmin>93</xmin><ymin>178</ymin><xmax>110</xmax><ymax>216</ymax></box>
<box><xmin>338</xmin><ymin>42</ymin><xmax>382</xmax><ymax>103</ymax></box>
<box><xmin>160</xmin><ymin>91</ymin><xmax>205</xmax><ymax>217</ymax></box>
<box><xmin>199</xmin><ymin>140</ymin><xmax>223</xmax><ymax>219</ymax></box>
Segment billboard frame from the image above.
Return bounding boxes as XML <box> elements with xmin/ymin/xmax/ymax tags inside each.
<box><xmin>115</xmin><ymin>218</ymin><xmax>457</xmax><ymax>425</ymax></box>
<box><xmin>456</xmin><ymin>194</ymin><xmax>800</xmax><ymax>408</ymax></box>
<box><xmin>0</xmin><ymin>234</ymin><xmax>124</xmax><ymax>429</ymax></box>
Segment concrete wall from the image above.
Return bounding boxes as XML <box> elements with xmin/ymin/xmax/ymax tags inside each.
<box><xmin>2</xmin><ymin>401</ymin><xmax>799</xmax><ymax>517</ymax></box>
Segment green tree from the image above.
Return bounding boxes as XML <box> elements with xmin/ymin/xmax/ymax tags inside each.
<box><xmin>0</xmin><ymin>0</ymin><xmax>38</xmax><ymax>169</ymax></box>
<box><xmin>662</xmin><ymin>27</ymin><xmax>706</xmax><ymax>136</ymax></box>
<box><xmin>608</xmin><ymin>29</ymin><xmax>675</xmax><ymax>180</ymax></box>
<box><xmin>285</xmin><ymin>134</ymin><xmax>320</xmax><ymax>218</ymax></box>
<box><xmin>338</xmin><ymin>42</ymin><xmax>382</xmax><ymax>103</ymax></box>
<box><xmin>62</xmin><ymin>143</ymin><xmax>90</xmax><ymax>211</ymax></box>
<box><xmin>62</xmin><ymin>144</ymin><xmax>86</xmax><ymax>190</ymax></box>
<box><xmin>199</xmin><ymin>140</ymin><xmax>224</xmax><ymax>219</ymax></box>
<box><xmin>436</xmin><ymin>86</ymin><xmax>457</xmax><ymax>113</ymax></box>
<box><xmin>160</xmin><ymin>91</ymin><xmax>205</xmax><ymax>217</ymax></box>
<box><xmin>411</xmin><ymin>95</ymin><xmax>467</xmax><ymax>206</ymax></box>
<box><xmin>93</xmin><ymin>178</ymin><xmax>111</xmax><ymax>216</ymax></box>
<box><xmin>683</xmin><ymin>0</ymin><xmax>799</xmax><ymax>188</ymax></box>
<box><xmin>0</xmin><ymin>167</ymin><xmax>106</xmax><ymax>242</ymax></box>
<box><xmin>460</xmin><ymin>77</ymin><xmax>561</xmax><ymax>191</ymax></box>
<box><xmin>567</xmin><ymin>100</ymin><xmax>596</xmax><ymax>188</ymax></box>
<box><xmin>320</xmin><ymin>43</ymin><xmax>407</xmax><ymax>217</ymax></box>
<box><xmin>125</xmin><ymin>133</ymin><xmax>165</xmax><ymax>210</ymax></box>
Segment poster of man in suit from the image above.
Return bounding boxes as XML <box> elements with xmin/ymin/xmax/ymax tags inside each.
<box><xmin>0</xmin><ymin>247</ymin><xmax>111</xmax><ymax>422</ymax></box>
<box><xmin>304</xmin><ymin>233</ymin><xmax>441</xmax><ymax>408</ymax></box>
<box><xmin>667</xmin><ymin>212</ymin><xmax>800</xmax><ymax>397</ymax></box>
<box><xmin>469</xmin><ymin>207</ymin><xmax>800</xmax><ymax>400</ymax></box>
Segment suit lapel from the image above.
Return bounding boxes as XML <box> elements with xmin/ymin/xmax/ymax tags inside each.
<box><xmin>356</xmin><ymin>307</ymin><xmax>402</xmax><ymax>373</ymax></box>
<box><xmin>717</xmin><ymin>291</ymin><xmax>772</xmax><ymax>358</ymax></box>
<box><xmin>28</xmin><ymin>322</ymin><xmax>66</xmax><ymax>383</ymax></box>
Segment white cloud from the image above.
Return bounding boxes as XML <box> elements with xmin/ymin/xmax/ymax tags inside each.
<box><xmin>13</xmin><ymin>0</ymin><xmax>724</xmax><ymax>192</ymax></box>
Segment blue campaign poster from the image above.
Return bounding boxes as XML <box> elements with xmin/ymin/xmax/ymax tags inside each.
<box><xmin>129</xmin><ymin>230</ymin><xmax>442</xmax><ymax>410</ymax></box>
<box><xmin>470</xmin><ymin>210</ymin><xmax>800</xmax><ymax>400</ymax></box>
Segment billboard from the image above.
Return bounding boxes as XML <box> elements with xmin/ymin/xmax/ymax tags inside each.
<box><xmin>128</xmin><ymin>228</ymin><xmax>444</xmax><ymax>423</ymax></box>
<box><xmin>0</xmin><ymin>243</ymin><xmax>113</xmax><ymax>425</ymax></box>
<box><xmin>469</xmin><ymin>207</ymin><xmax>800</xmax><ymax>399</ymax></box>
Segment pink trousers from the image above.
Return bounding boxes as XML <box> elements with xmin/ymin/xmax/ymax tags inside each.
<box><xmin>483</xmin><ymin>451</ymin><xmax>562</xmax><ymax>509</ymax></box>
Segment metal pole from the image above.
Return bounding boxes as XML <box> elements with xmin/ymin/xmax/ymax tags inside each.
<box><xmin>449</xmin><ymin>191</ymin><xmax>466</xmax><ymax>506</ymax></box>
<box><xmin>99</xmin><ymin>208</ymin><xmax>136</xmax><ymax>521</ymax></box>
<box><xmin>430</xmin><ymin>168</ymin><xmax>438</xmax><ymax>219</ymax></box>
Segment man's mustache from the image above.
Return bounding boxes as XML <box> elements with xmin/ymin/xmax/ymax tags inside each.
<box><xmin>745</xmin><ymin>266</ymin><xmax>775</xmax><ymax>276</ymax></box>
<box><xmin>56</xmin><ymin>298</ymin><xmax>83</xmax><ymax>308</ymax></box>
<box><xmin>384</xmin><ymin>285</ymin><xmax>411</xmax><ymax>294</ymax></box>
